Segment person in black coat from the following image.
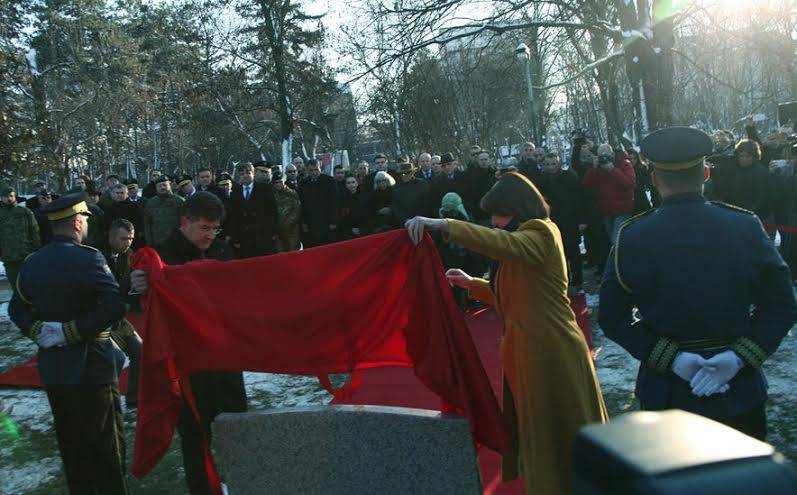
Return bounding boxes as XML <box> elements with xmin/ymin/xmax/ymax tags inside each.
<box><xmin>33</xmin><ymin>189</ymin><xmax>54</xmax><ymax>245</ymax></box>
<box><xmin>391</xmin><ymin>162</ymin><xmax>431</xmax><ymax>224</ymax></box>
<box><xmin>710</xmin><ymin>139</ymin><xmax>772</xmax><ymax>220</ymax></box>
<box><xmin>298</xmin><ymin>159</ymin><xmax>338</xmax><ymax>247</ymax></box>
<box><xmin>227</xmin><ymin>162</ymin><xmax>280</xmax><ymax>258</ymax></box>
<box><xmin>365</xmin><ymin>171</ymin><xmax>397</xmax><ymax>233</ymax></box>
<box><xmin>338</xmin><ymin>174</ymin><xmax>366</xmax><ymax>240</ymax></box>
<box><xmin>430</xmin><ymin>152</ymin><xmax>470</xmax><ymax>216</ymax></box>
<box><xmin>628</xmin><ymin>148</ymin><xmax>659</xmax><ymax>213</ymax></box>
<box><xmin>464</xmin><ymin>150</ymin><xmax>497</xmax><ymax>222</ymax></box>
<box><xmin>102</xmin><ymin>183</ymin><xmax>145</xmax><ymax>250</ymax></box>
<box><xmin>129</xmin><ymin>192</ymin><xmax>245</xmax><ymax>495</ymax></box>
<box><xmin>537</xmin><ymin>152</ymin><xmax>586</xmax><ymax>289</ymax></box>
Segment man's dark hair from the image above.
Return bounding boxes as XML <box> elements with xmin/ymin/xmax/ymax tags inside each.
<box><xmin>652</xmin><ymin>164</ymin><xmax>706</xmax><ymax>192</ymax></box>
<box><xmin>109</xmin><ymin>218</ymin><xmax>134</xmax><ymax>234</ymax></box>
<box><xmin>197</xmin><ymin>167</ymin><xmax>212</xmax><ymax>175</ymax></box>
<box><xmin>480</xmin><ymin>172</ymin><xmax>550</xmax><ymax>222</ymax></box>
<box><xmin>306</xmin><ymin>159</ymin><xmax>320</xmax><ymax>168</ymax></box>
<box><xmin>180</xmin><ymin>191</ymin><xmax>225</xmax><ymax>222</ymax></box>
<box><xmin>374</xmin><ymin>153</ymin><xmax>388</xmax><ymax>161</ymax></box>
<box><xmin>333</xmin><ymin>164</ymin><xmax>344</xmax><ymax>171</ymax></box>
<box><xmin>237</xmin><ymin>162</ymin><xmax>254</xmax><ymax>173</ymax></box>
<box><xmin>544</xmin><ymin>152</ymin><xmax>559</xmax><ymax>160</ymax></box>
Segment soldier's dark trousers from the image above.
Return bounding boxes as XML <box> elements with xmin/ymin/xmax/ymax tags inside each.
<box><xmin>3</xmin><ymin>261</ymin><xmax>21</xmax><ymax>295</ymax></box>
<box><xmin>717</xmin><ymin>404</ymin><xmax>767</xmax><ymax>441</ymax></box>
<box><xmin>125</xmin><ymin>333</ymin><xmax>142</xmax><ymax>406</ymax></box>
<box><xmin>177</xmin><ymin>403</ymin><xmax>214</xmax><ymax>495</ymax></box>
<box><xmin>46</xmin><ymin>384</ymin><xmax>127</xmax><ymax>495</ymax></box>
<box><xmin>562</xmin><ymin>230</ymin><xmax>583</xmax><ymax>287</ymax></box>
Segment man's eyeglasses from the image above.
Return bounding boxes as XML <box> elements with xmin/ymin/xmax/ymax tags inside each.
<box><xmin>286</xmin><ymin>170</ymin><xmax>297</xmax><ymax>174</ymax></box>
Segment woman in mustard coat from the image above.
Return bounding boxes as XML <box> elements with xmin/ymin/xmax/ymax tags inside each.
<box><xmin>406</xmin><ymin>172</ymin><xmax>607</xmax><ymax>495</ymax></box>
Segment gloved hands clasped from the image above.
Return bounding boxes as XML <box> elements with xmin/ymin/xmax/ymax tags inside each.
<box><xmin>36</xmin><ymin>322</ymin><xmax>66</xmax><ymax>349</ymax></box>
<box><xmin>671</xmin><ymin>350</ymin><xmax>741</xmax><ymax>397</ymax></box>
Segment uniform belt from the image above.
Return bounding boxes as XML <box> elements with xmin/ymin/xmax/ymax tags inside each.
<box><xmin>677</xmin><ymin>337</ymin><xmax>735</xmax><ymax>352</ymax></box>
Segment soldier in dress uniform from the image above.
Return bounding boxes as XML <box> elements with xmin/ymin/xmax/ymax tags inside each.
<box><xmin>599</xmin><ymin>127</ymin><xmax>797</xmax><ymax>440</ymax></box>
<box><xmin>9</xmin><ymin>193</ymin><xmax>128</xmax><ymax>493</ymax></box>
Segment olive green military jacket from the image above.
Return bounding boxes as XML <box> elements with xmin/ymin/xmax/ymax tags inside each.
<box><xmin>273</xmin><ymin>187</ymin><xmax>301</xmax><ymax>231</ymax></box>
<box><xmin>0</xmin><ymin>204</ymin><xmax>40</xmax><ymax>262</ymax></box>
<box><xmin>144</xmin><ymin>193</ymin><xmax>184</xmax><ymax>247</ymax></box>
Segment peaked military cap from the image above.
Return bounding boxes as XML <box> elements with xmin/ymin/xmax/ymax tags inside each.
<box><xmin>640</xmin><ymin>127</ymin><xmax>713</xmax><ymax>170</ymax></box>
<box><xmin>154</xmin><ymin>174</ymin><xmax>170</xmax><ymax>184</ymax></box>
<box><xmin>125</xmin><ymin>178</ymin><xmax>139</xmax><ymax>189</ymax></box>
<box><xmin>177</xmin><ymin>175</ymin><xmax>193</xmax><ymax>187</ymax></box>
<box><xmin>216</xmin><ymin>172</ymin><xmax>233</xmax><ymax>186</ymax></box>
<box><xmin>41</xmin><ymin>193</ymin><xmax>92</xmax><ymax>221</ymax></box>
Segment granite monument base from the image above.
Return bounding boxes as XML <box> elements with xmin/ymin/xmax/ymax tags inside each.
<box><xmin>215</xmin><ymin>404</ymin><xmax>481</xmax><ymax>494</ymax></box>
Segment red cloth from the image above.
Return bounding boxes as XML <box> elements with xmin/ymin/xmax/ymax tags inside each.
<box><xmin>131</xmin><ymin>231</ymin><xmax>511</xmax><ymax>483</ymax></box>
<box><xmin>582</xmin><ymin>156</ymin><xmax>636</xmax><ymax>216</ymax></box>
<box><xmin>0</xmin><ymin>356</ymin><xmax>131</xmax><ymax>393</ymax></box>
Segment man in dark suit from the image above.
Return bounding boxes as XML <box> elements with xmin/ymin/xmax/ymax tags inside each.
<box><xmin>430</xmin><ymin>152</ymin><xmax>470</xmax><ymax>214</ymax></box>
<box><xmin>130</xmin><ymin>192</ymin><xmax>246</xmax><ymax>495</ymax></box>
<box><xmin>415</xmin><ymin>152</ymin><xmax>434</xmax><ymax>181</ymax></box>
<box><xmin>298</xmin><ymin>159</ymin><xmax>338</xmax><ymax>247</ymax></box>
<box><xmin>227</xmin><ymin>162</ymin><xmax>280</xmax><ymax>258</ymax></box>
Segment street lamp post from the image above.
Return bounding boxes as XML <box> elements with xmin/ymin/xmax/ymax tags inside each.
<box><xmin>516</xmin><ymin>43</ymin><xmax>538</xmax><ymax>145</ymax></box>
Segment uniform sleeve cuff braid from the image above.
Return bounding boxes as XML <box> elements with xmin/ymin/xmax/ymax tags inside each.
<box><xmin>28</xmin><ymin>321</ymin><xmax>43</xmax><ymax>341</ymax></box>
<box><xmin>63</xmin><ymin>321</ymin><xmax>81</xmax><ymax>345</ymax></box>
<box><xmin>731</xmin><ymin>337</ymin><xmax>767</xmax><ymax>369</ymax></box>
<box><xmin>646</xmin><ymin>337</ymin><xmax>679</xmax><ymax>374</ymax></box>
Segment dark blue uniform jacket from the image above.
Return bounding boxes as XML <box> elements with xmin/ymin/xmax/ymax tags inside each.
<box><xmin>9</xmin><ymin>235</ymin><xmax>126</xmax><ymax>385</ymax></box>
<box><xmin>599</xmin><ymin>192</ymin><xmax>797</xmax><ymax>418</ymax></box>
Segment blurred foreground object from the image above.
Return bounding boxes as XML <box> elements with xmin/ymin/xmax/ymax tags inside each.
<box><xmin>573</xmin><ymin>410</ymin><xmax>797</xmax><ymax>494</ymax></box>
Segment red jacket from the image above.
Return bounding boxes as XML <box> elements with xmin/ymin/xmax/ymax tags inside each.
<box><xmin>582</xmin><ymin>156</ymin><xmax>636</xmax><ymax>216</ymax></box>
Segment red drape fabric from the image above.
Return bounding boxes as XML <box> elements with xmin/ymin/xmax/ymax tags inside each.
<box><xmin>130</xmin><ymin>230</ymin><xmax>511</xmax><ymax>482</ymax></box>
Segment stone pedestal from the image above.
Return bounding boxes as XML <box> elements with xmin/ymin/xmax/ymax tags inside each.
<box><xmin>215</xmin><ymin>404</ymin><xmax>481</xmax><ymax>494</ymax></box>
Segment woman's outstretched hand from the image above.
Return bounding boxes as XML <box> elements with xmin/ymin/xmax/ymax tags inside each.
<box><xmin>445</xmin><ymin>268</ymin><xmax>474</xmax><ymax>289</ymax></box>
<box><xmin>405</xmin><ymin>216</ymin><xmax>449</xmax><ymax>245</ymax></box>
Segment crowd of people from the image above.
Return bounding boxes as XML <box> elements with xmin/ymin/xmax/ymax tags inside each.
<box><xmin>2</xmin><ymin>120</ymin><xmax>797</xmax><ymax>495</ymax></box>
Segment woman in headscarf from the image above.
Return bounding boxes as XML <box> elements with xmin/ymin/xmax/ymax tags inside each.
<box><xmin>405</xmin><ymin>172</ymin><xmax>607</xmax><ymax>495</ymax></box>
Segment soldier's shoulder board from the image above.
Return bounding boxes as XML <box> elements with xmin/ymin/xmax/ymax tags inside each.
<box><xmin>710</xmin><ymin>201</ymin><xmax>755</xmax><ymax>216</ymax></box>
<box><xmin>77</xmin><ymin>243</ymin><xmax>100</xmax><ymax>253</ymax></box>
<box><xmin>619</xmin><ymin>208</ymin><xmax>654</xmax><ymax>232</ymax></box>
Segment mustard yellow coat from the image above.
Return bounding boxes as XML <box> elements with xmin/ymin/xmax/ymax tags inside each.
<box><xmin>447</xmin><ymin>218</ymin><xmax>608</xmax><ymax>495</ymax></box>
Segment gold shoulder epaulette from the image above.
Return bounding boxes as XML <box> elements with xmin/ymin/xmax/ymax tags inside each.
<box><xmin>710</xmin><ymin>201</ymin><xmax>755</xmax><ymax>215</ymax></box>
<box><xmin>613</xmin><ymin>209</ymin><xmax>653</xmax><ymax>294</ymax></box>
<box><xmin>619</xmin><ymin>208</ymin><xmax>654</xmax><ymax>230</ymax></box>
<box><xmin>16</xmin><ymin>252</ymin><xmax>36</xmax><ymax>305</ymax></box>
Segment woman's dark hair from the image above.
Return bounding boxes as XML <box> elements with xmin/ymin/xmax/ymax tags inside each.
<box><xmin>479</xmin><ymin>172</ymin><xmax>550</xmax><ymax>222</ymax></box>
<box><xmin>180</xmin><ymin>191</ymin><xmax>225</xmax><ymax>222</ymax></box>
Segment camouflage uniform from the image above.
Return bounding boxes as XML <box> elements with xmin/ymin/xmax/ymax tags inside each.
<box><xmin>143</xmin><ymin>193</ymin><xmax>184</xmax><ymax>247</ymax></box>
<box><xmin>0</xmin><ymin>202</ymin><xmax>41</xmax><ymax>292</ymax></box>
<box><xmin>273</xmin><ymin>186</ymin><xmax>301</xmax><ymax>252</ymax></box>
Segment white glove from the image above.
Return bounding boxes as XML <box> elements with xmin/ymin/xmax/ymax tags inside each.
<box><xmin>671</xmin><ymin>352</ymin><xmax>707</xmax><ymax>382</ymax></box>
<box><xmin>690</xmin><ymin>350</ymin><xmax>744</xmax><ymax>397</ymax></box>
<box><xmin>36</xmin><ymin>322</ymin><xmax>66</xmax><ymax>349</ymax></box>
<box><xmin>445</xmin><ymin>268</ymin><xmax>474</xmax><ymax>289</ymax></box>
